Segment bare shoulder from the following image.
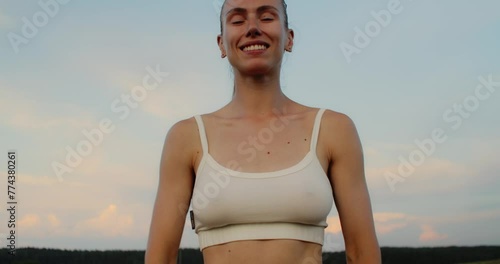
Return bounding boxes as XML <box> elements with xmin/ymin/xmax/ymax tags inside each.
<box><xmin>320</xmin><ymin>109</ymin><xmax>362</xmax><ymax>159</ymax></box>
<box><xmin>166</xmin><ymin>116</ymin><xmax>198</xmax><ymax>141</ymax></box>
<box><xmin>162</xmin><ymin>116</ymin><xmax>201</xmax><ymax>166</ymax></box>
<box><xmin>321</xmin><ymin>109</ymin><xmax>358</xmax><ymax>135</ymax></box>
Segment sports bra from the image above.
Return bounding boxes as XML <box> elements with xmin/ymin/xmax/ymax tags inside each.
<box><xmin>190</xmin><ymin>108</ymin><xmax>334</xmax><ymax>251</ymax></box>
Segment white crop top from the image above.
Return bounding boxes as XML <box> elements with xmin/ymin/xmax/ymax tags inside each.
<box><xmin>190</xmin><ymin>108</ymin><xmax>334</xmax><ymax>251</ymax></box>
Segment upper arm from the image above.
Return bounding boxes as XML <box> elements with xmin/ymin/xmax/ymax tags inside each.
<box><xmin>145</xmin><ymin>118</ymin><xmax>197</xmax><ymax>263</ymax></box>
<box><xmin>325</xmin><ymin>111</ymin><xmax>380</xmax><ymax>261</ymax></box>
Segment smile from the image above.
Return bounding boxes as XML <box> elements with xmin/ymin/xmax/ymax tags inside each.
<box><xmin>241</xmin><ymin>44</ymin><xmax>269</xmax><ymax>52</ymax></box>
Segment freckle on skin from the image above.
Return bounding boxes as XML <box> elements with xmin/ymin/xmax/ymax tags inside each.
<box><xmin>267</xmin><ymin>151</ymin><xmax>270</xmax><ymax>154</ymax></box>
<box><xmin>304</xmin><ymin>138</ymin><xmax>307</xmax><ymax>141</ymax></box>
<box><xmin>287</xmin><ymin>141</ymin><xmax>290</xmax><ymax>144</ymax></box>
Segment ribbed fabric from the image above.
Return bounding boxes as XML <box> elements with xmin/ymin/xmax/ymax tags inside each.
<box><xmin>198</xmin><ymin>223</ymin><xmax>325</xmax><ymax>250</ymax></box>
<box><xmin>192</xmin><ymin>108</ymin><xmax>333</xmax><ymax>251</ymax></box>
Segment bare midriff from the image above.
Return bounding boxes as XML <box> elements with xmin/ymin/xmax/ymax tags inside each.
<box><xmin>201</xmin><ymin>239</ymin><xmax>323</xmax><ymax>264</ymax></box>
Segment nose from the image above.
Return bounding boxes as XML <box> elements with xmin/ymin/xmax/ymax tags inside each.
<box><xmin>246</xmin><ymin>17</ymin><xmax>262</xmax><ymax>38</ymax></box>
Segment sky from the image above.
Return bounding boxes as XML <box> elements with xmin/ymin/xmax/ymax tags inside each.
<box><xmin>0</xmin><ymin>0</ymin><xmax>499</xmax><ymax>252</ymax></box>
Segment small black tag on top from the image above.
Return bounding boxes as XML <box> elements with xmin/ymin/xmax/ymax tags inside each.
<box><xmin>189</xmin><ymin>210</ymin><xmax>195</xmax><ymax>230</ymax></box>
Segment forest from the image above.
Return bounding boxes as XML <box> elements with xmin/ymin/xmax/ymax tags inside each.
<box><xmin>1</xmin><ymin>246</ymin><xmax>499</xmax><ymax>264</ymax></box>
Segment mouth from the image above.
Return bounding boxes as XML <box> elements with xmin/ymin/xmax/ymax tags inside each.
<box><xmin>240</xmin><ymin>43</ymin><xmax>270</xmax><ymax>52</ymax></box>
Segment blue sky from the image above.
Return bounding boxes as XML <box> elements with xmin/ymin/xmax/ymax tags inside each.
<box><xmin>0</xmin><ymin>0</ymin><xmax>499</xmax><ymax>251</ymax></box>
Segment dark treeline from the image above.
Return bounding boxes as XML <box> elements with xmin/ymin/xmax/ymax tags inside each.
<box><xmin>1</xmin><ymin>246</ymin><xmax>499</xmax><ymax>264</ymax></box>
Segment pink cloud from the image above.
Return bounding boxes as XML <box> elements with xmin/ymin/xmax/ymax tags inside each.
<box><xmin>19</xmin><ymin>214</ymin><xmax>41</xmax><ymax>229</ymax></box>
<box><xmin>419</xmin><ymin>224</ymin><xmax>448</xmax><ymax>242</ymax></box>
<box><xmin>16</xmin><ymin>213</ymin><xmax>64</xmax><ymax>239</ymax></box>
<box><xmin>374</xmin><ymin>212</ymin><xmax>406</xmax><ymax>222</ymax></box>
<box><xmin>374</xmin><ymin>212</ymin><xmax>408</xmax><ymax>235</ymax></box>
<box><xmin>326</xmin><ymin>213</ymin><xmax>410</xmax><ymax>236</ymax></box>
<box><xmin>74</xmin><ymin>204</ymin><xmax>134</xmax><ymax>237</ymax></box>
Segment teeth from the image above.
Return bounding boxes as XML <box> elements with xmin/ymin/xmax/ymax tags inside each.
<box><xmin>243</xmin><ymin>44</ymin><xmax>267</xmax><ymax>51</ymax></box>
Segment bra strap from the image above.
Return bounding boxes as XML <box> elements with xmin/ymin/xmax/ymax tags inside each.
<box><xmin>310</xmin><ymin>108</ymin><xmax>326</xmax><ymax>152</ymax></box>
<box><xmin>194</xmin><ymin>115</ymin><xmax>209</xmax><ymax>154</ymax></box>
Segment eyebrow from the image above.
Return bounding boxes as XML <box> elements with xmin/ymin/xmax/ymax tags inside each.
<box><xmin>225</xmin><ymin>5</ymin><xmax>279</xmax><ymax>17</ymax></box>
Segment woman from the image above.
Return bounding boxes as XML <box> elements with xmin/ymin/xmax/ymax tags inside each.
<box><xmin>145</xmin><ymin>0</ymin><xmax>381</xmax><ymax>263</ymax></box>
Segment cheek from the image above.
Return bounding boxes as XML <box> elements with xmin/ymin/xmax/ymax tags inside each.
<box><xmin>268</xmin><ymin>26</ymin><xmax>288</xmax><ymax>44</ymax></box>
<box><xmin>220</xmin><ymin>36</ymin><xmax>232</xmax><ymax>52</ymax></box>
<box><xmin>221</xmin><ymin>32</ymin><xmax>239</xmax><ymax>50</ymax></box>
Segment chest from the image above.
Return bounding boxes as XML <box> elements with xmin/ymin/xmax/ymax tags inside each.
<box><xmin>204</xmin><ymin>117</ymin><xmax>313</xmax><ymax>173</ymax></box>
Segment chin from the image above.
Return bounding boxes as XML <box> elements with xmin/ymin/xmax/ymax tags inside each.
<box><xmin>239</xmin><ymin>63</ymin><xmax>275</xmax><ymax>76</ymax></box>
<box><xmin>245</xmin><ymin>69</ymin><xmax>271</xmax><ymax>76</ymax></box>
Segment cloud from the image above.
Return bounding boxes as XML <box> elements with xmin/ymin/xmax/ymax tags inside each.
<box><xmin>368</xmin><ymin>209</ymin><xmax>500</xmax><ymax>244</ymax></box>
<box><xmin>326</xmin><ymin>212</ymin><xmax>410</xmax><ymax>236</ymax></box>
<box><xmin>8</xmin><ymin>110</ymin><xmax>94</xmax><ymax>130</ymax></box>
<box><xmin>61</xmin><ymin>153</ymin><xmax>157</xmax><ymax>189</ymax></box>
<box><xmin>374</xmin><ymin>212</ymin><xmax>406</xmax><ymax>222</ymax></box>
<box><xmin>409</xmin><ymin>209</ymin><xmax>500</xmax><ymax>226</ymax></box>
<box><xmin>17</xmin><ymin>213</ymin><xmax>64</xmax><ymax>238</ymax></box>
<box><xmin>366</xmin><ymin>156</ymin><xmax>477</xmax><ymax>194</ymax></box>
<box><xmin>419</xmin><ymin>224</ymin><xmax>448</xmax><ymax>242</ymax></box>
<box><xmin>0</xmin><ymin>88</ymin><xmax>97</xmax><ymax>131</ymax></box>
<box><xmin>10</xmin><ymin>172</ymin><xmax>84</xmax><ymax>188</ymax></box>
<box><xmin>374</xmin><ymin>212</ymin><xmax>409</xmax><ymax>235</ymax></box>
<box><xmin>74</xmin><ymin>204</ymin><xmax>134</xmax><ymax>237</ymax></box>
<box><xmin>1</xmin><ymin>168</ymin><xmax>153</xmax><ymax>242</ymax></box>
<box><xmin>19</xmin><ymin>214</ymin><xmax>41</xmax><ymax>229</ymax></box>
<box><xmin>47</xmin><ymin>214</ymin><xmax>61</xmax><ymax>228</ymax></box>
<box><xmin>365</xmin><ymin>136</ymin><xmax>500</xmax><ymax>194</ymax></box>
<box><xmin>18</xmin><ymin>173</ymin><xmax>58</xmax><ymax>186</ymax></box>
<box><xmin>326</xmin><ymin>211</ymin><xmax>483</xmax><ymax>244</ymax></box>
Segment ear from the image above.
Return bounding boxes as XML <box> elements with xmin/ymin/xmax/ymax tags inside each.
<box><xmin>217</xmin><ymin>34</ymin><xmax>226</xmax><ymax>57</ymax></box>
<box><xmin>286</xmin><ymin>29</ymin><xmax>294</xmax><ymax>51</ymax></box>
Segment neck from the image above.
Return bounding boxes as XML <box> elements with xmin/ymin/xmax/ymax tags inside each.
<box><xmin>228</xmin><ymin>69</ymin><xmax>290</xmax><ymax>117</ymax></box>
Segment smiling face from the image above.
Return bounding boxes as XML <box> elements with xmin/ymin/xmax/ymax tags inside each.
<box><xmin>218</xmin><ymin>0</ymin><xmax>294</xmax><ymax>76</ymax></box>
